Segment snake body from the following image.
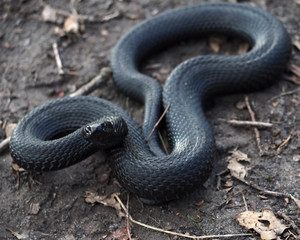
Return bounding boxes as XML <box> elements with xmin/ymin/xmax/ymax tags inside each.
<box><xmin>10</xmin><ymin>3</ymin><xmax>291</xmax><ymax>203</ymax></box>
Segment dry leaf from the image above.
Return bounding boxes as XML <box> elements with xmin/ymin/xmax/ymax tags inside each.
<box><xmin>227</xmin><ymin>150</ymin><xmax>251</xmax><ymax>179</ymax></box>
<box><xmin>64</xmin><ymin>15</ymin><xmax>79</xmax><ymax>34</ymax></box>
<box><xmin>41</xmin><ymin>5</ymin><xmax>57</xmax><ymax>23</ymax></box>
<box><xmin>84</xmin><ymin>192</ymin><xmax>125</xmax><ymax>218</ymax></box>
<box><xmin>236</xmin><ymin>209</ymin><xmax>287</xmax><ymax>240</ymax></box>
<box><xmin>84</xmin><ymin>191</ymin><xmax>107</xmax><ymax>203</ymax></box>
<box><xmin>105</xmin><ymin>228</ymin><xmax>129</xmax><ymax>240</ymax></box>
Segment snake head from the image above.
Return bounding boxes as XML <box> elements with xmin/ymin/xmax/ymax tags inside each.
<box><xmin>82</xmin><ymin>116</ymin><xmax>128</xmax><ymax>148</ymax></box>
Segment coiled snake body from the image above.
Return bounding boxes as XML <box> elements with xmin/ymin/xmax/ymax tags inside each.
<box><xmin>10</xmin><ymin>3</ymin><xmax>291</xmax><ymax>203</ymax></box>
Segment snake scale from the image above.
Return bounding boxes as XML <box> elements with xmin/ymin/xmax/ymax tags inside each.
<box><xmin>10</xmin><ymin>3</ymin><xmax>291</xmax><ymax>204</ymax></box>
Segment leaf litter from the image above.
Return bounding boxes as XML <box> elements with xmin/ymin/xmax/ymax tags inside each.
<box><xmin>227</xmin><ymin>149</ymin><xmax>251</xmax><ymax>180</ymax></box>
<box><xmin>236</xmin><ymin>209</ymin><xmax>287</xmax><ymax>240</ymax></box>
<box><xmin>84</xmin><ymin>191</ymin><xmax>125</xmax><ymax>218</ymax></box>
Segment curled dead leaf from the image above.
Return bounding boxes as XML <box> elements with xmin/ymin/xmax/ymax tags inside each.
<box><xmin>227</xmin><ymin>150</ymin><xmax>251</xmax><ymax>179</ymax></box>
<box><xmin>236</xmin><ymin>209</ymin><xmax>287</xmax><ymax>240</ymax></box>
<box><xmin>84</xmin><ymin>192</ymin><xmax>125</xmax><ymax>218</ymax></box>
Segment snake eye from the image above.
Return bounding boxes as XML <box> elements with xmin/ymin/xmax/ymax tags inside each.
<box><xmin>101</xmin><ymin>121</ymin><xmax>113</xmax><ymax>131</ymax></box>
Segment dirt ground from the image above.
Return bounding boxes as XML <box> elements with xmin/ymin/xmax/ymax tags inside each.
<box><xmin>0</xmin><ymin>0</ymin><xmax>300</xmax><ymax>239</ymax></box>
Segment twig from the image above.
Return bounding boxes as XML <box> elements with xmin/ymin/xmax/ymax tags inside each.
<box><xmin>69</xmin><ymin>67</ymin><xmax>112</xmax><ymax>97</ymax></box>
<box><xmin>268</xmin><ymin>87</ymin><xmax>300</xmax><ymax>102</ymax></box>
<box><xmin>245</xmin><ymin>96</ymin><xmax>263</xmax><ymax>155</ymax></box>
<box><xmin>276</xmin><ymin>134</ymin><xmax>291</xmax><ymax>154</ymax></box>
<box><xmin>146</xmin><ymin>104</ymin><xmax>170</xmax><ymax>142</ymax></box>
<box><xmin>126</xmin><ymin>193</ymin><xmax>132</xmax><ymax>240</ymax></box>
<box><xmin>52</xmin><ymin>42</ymin><xmax>64</xmax><ymax>75</ymax></box>
<box><xmin>158</xmin><ymin>131</ymin><xmax>169</xmax><ymax>154</ymax></box>
<box><xmin>242</xmin><ymin>193</ymin><xmax>248</xmax><ymax>211</ymax></box>
<box><xmin>0</xmin><ymin>136</ymin><xmax>10</xmax><ymax>154</ymax></box>
<box><xmin>113</xmin><ymin>194</ymin><xmax>252</xmax><ymax>239</ymax></box>
<box><xmin>232</xmin><ymin>174</ymin><xmax>290</xmax><ymax>198</ymax></box>
<box><xmin>277</xmin><ymin>211</ymin><xmax>300</xmax><ymax>236</ymax></box>
<box><xmin>223</xmin><ymin>119</ymin><xmax>273</xmax><ymax>128</ymax></box>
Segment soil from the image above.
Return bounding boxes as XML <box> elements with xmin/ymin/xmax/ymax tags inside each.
<box><xmin>0</xmin><ymin>0</ymin><xmax>299</xmax><ymax>239</ymax></box>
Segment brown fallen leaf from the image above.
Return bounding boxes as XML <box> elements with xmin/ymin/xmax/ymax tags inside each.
<box><xmin>64</xmin><ymin>15</ymin><xmax>79</xmax><ymax>34</ymax></box>
<box><xmin>84</xmin><ymin>192</ymin><xmax>125</xmax><ymax>218</ymax></box>
<box><xmin>227</xmin><ymin>150</ymin><xmax>251</xmax><ymax>179</ymax></box>
<box><xmin>236</xmin><ymin>209</ymin><xmax>287</xmax><ymax>240</ymax></box>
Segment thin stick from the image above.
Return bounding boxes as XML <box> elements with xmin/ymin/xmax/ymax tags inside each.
<box><xmin>232</xmin><ymin>174</ymin><xmax>291</xmax><ymax>198</ymax></box>
<box><xmin>52</xmin><ymin>42</ymin><xmax>64</xmax><ymax>75</ymax></box>
<box><xmin>69</xmin><ymin>67</ymin><xmax>112</xmax><ymax>97</ymax></box>
<box><xmin>0</xmin><ymin>137</ymin><xmax>10</xmax><ymax>154</ymax></box>
<box><xmin>146</xmin><ymin>104</ymin><xmax>170</xmax><ymax>142</ymax></box>
<box><xmin>242</xmin><ymin>193</ymin><xmax>248</xmax><ymax>211</ymax></box>
<box><xmin>268</xmin><ymin>87</ymin><xmax>300</xmax><ymax>102</ymax></box>
<box><xmin>126</xmin><ymin>193</ymin><xmax>132</xmax><ymax>240</ymax></box>
<box><xmin>113</xmin><ymin>194</ymin><xmax>252</xmax><ymax>239</ymax></box>
<box><xmin>158</xmin><ymin>131</ymin><xmax>169</xmax><ymax>154</ymax></box>
<box><xmin>276</xmin><ymin>134</ymin><xmax>291</xmax><ymax>154</ymax></box>
<box><xmin>224</xmin><ymin>119</ymin><xmax>273</xmax><ymax>128</ymax></box>
<box><xmin>245</xmin><ymin>96</ymin><xmax>263</xmax><ymax>154</ymax></box>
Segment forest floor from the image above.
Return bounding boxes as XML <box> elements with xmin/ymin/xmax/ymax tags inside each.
<box><xmin>0</xmin><ymin>0</ymin><xmax>300</xmax><ymax>239</ymax></box>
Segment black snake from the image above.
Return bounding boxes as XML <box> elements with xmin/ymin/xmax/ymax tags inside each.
<box><xmin>10</xmin><ymin>3</ymin><xmax>291</xmax><ymax>204</ymax></box>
